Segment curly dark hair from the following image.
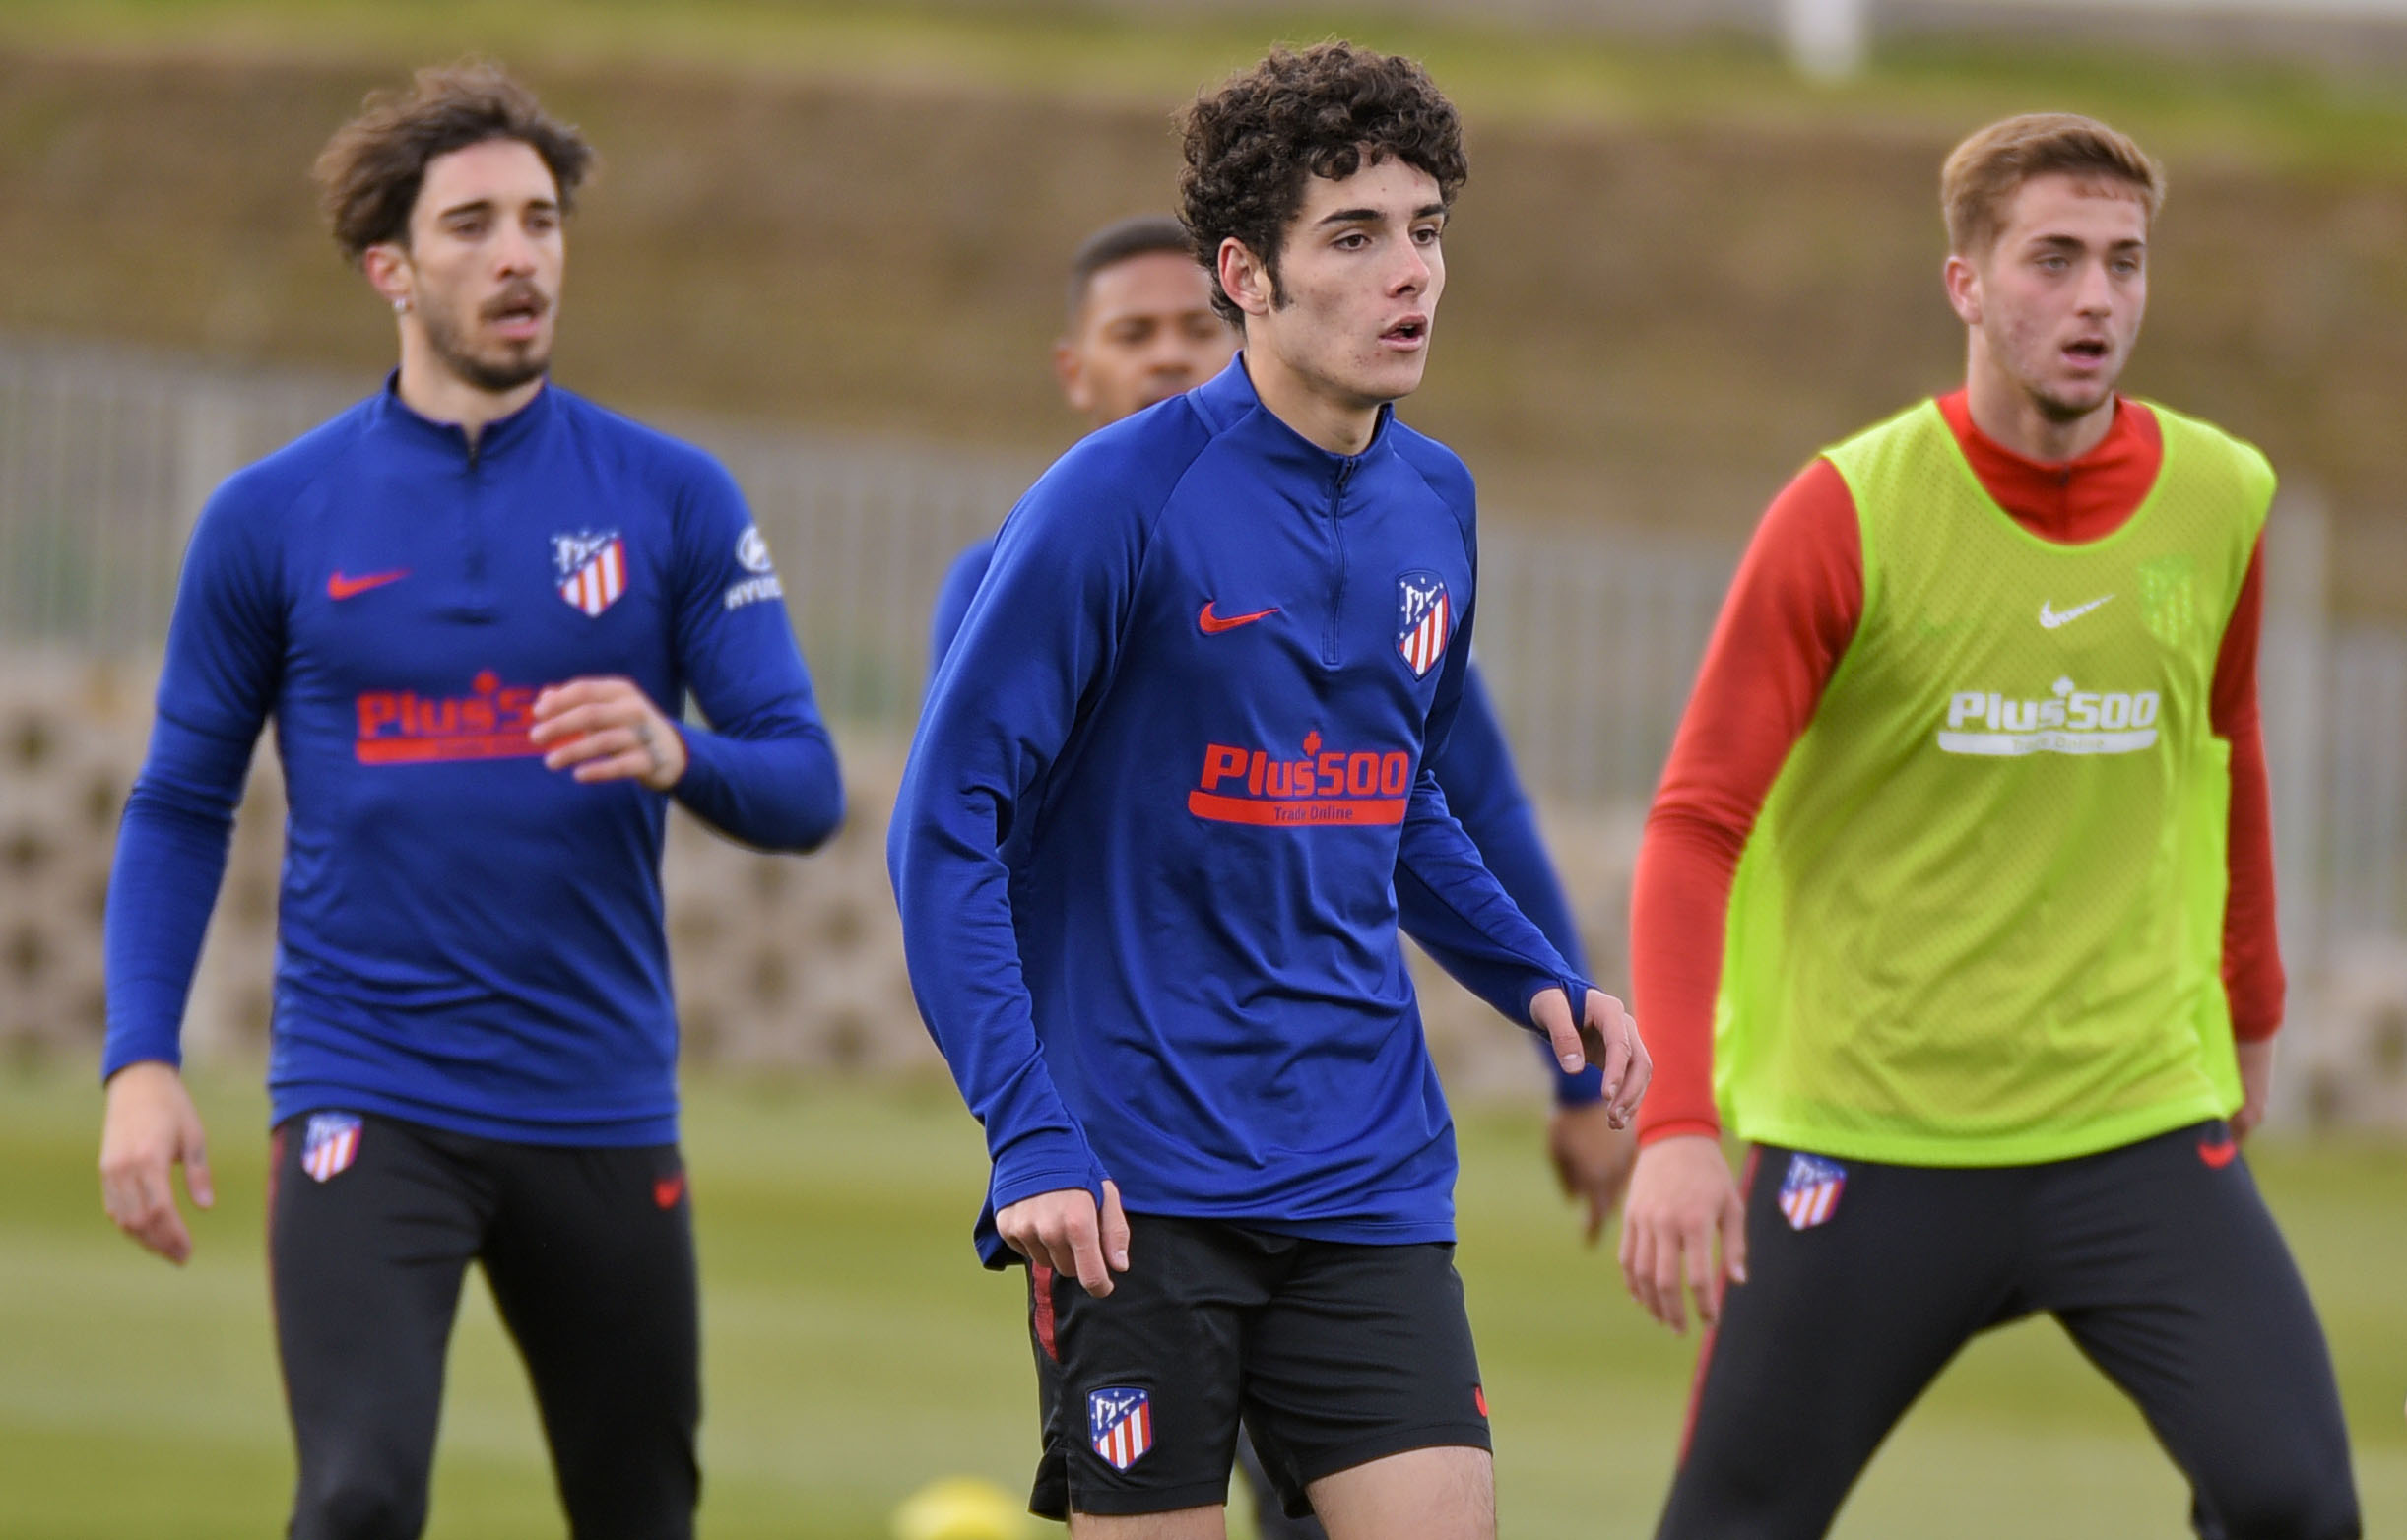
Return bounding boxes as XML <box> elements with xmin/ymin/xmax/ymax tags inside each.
<box><xmin>1179</xmin><ymin>41</ymin><xmax>1467</xmax><ymax>325</ymax></box>
<box><xmin>312</xmin><ymin>61</ymin><xmax>595</xmax><ymax>265</ymax></box>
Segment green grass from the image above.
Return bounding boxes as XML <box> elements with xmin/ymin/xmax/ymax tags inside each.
<box><xmin>4</xmin><ymin>1061</ymin><xmax>2404</xmax><ymax>1537</ymax></box>
<box><xmin>6</xmin><ymin>0</ymin><xmax>2407</xmax><ymax>179</ymax></box>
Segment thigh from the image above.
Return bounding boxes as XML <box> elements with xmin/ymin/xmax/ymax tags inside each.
<box><xmin>1030</xmin><ymin>1215</ymin><xmax>1269</xmax><ymax>1521</ymax></box>
<box><xmin>1308</xmin><ymin>1445</ymin><xmax>1492</xmax><ymax>1540</ymax></box>
<box><xmin>2036</xmin><ymin>1124</ymin><xmax>2360</xmax><ymax>1540</ymax></box>
<box><xmin>1236</xmin><ymin>1425</ymin><xmax>1328</xmax><ymax>1540</ymax></box>
<box><xmin>271</xmin><ymin>1111</ymin><xmax>486</xmax><ymax>1540</ymax></box>
<box><xmin>1240</xmin><ymin>1240</ymin><xmax>1489</xmax><ymax>1521</ymax></box>
<box><xmin>480</xmin><ymin>1141</ymin><xmax>698</xmax><ymax>1540</ymax></box>
<box><xmin>1659</xmin><ymin>1149</ymin><xmax>2022</xmax><ymax>1540</ymax></box>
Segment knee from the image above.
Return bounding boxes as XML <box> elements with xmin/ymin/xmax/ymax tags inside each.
<box><xmin>2208</xmin><ymin>1470</ymin><xmax>2360</xmax><ymax>1540</ymax></box>
<box><xmin>294</xmin><ymin>1466</ymin><xmax>425</xmax><ymax>1540</ymax></box>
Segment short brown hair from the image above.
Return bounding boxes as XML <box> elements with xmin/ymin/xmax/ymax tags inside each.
<box><xmin>1179</xmin><ymin>42</ymin><xmax>1466</xmax><ymax>325</ymax></box>
<box><xmin>1941</xmin><ymin>112</ymin><xmax>2164</xmax><ymax>256</ymax></box>
<box><xmin>312</xmin><ymin>61</ymin><xmax>595</xmax><ymax>264</ymax></box>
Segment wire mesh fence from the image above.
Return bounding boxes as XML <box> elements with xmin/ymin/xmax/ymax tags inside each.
<box><xmin>4</xmin><ymin>336</ymin><xmax>2405</xmax><ymax>1113</ymax></box>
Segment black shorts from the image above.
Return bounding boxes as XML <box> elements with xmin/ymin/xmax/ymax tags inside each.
<box><xmin>269</xmin><ymin>1109</ymin><xmax>698</xmax><ymax>1540</ymax></box>
<box><xmin>1661</xmin><ymin>1122</ymin><xmax>2360</xmax><ymax>1540</ymax></box>
<box><xmin>1024</xmin><ymin>1215</ymin><xmax>1490</xmax><ymax>1519</ymax></box>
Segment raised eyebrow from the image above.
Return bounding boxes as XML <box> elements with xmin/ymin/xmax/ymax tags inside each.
<box><xmin>435</xmin><ymin>196</ymin><xmax>561</xmax><ymax>222</ymax></box>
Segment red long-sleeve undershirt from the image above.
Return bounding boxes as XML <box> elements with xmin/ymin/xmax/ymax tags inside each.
<box><xmin>1632</xmin><ymin>391</ymin><xmax>2284</xmax><ymax>1147</ymax></box>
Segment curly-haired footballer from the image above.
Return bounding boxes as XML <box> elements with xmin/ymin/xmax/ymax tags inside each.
<box><xmin>890</xmin><ymin>42</ymin><xmax>1647</xmax><ymax>1537</ymax></box>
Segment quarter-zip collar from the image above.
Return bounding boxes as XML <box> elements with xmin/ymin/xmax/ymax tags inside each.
<box><xmin>1191</xmin><ymin>353</ymin><xmax>1395</xmax><ymax>502</ymax></box>
<box><xmin>372</xmin><ymin>368</ymin><xmax>555</xmax><ymax>467</ymax></box>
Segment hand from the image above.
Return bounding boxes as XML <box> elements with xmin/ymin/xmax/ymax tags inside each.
<box><xmin>529</xmin><ymin>676</ymin><xmax>687</xmax><ymax>790</ymax></box>
<box><xmin>1530</xmin><ymin>987</ymin><xmax>1650</xmax><ymax>1129</ymax></box>
<box><xmin>996</xmin><ymin>1179</ymin><xmax>1131</xmax><ymax>1298</ymax></box>
<box><xmin>1547</xmin><ymin>1099</ymin><xmax>1639</xmax><ymax>1247</ymax></box>
<box><xmin>2233</xmin><ymin>1039</ymin><xmax>2275</xmax><ymax>1141</ymax></box>
<box><xmin>98</xmin><ymin>1061</ymin><xmax>214</xmax><ymax>1265</ymax></box>
<box><xmin>1619</xmin><ymin>1134</ymin><xmax>1747</xmax><ymax>1333</ymax></box>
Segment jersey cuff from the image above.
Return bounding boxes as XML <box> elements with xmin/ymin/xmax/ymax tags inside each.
<box><xmin>1636</xmin><ymin>1117</ymin><xmax>1721</xmax><ymax>1148</ymax></box>
<box><xmin>100</xmin><ymin>1038</ymin><xmax>183</xmax><ymax>1084</ymax></box>
<box><xmin>2232</xmin><ymin>1014</ymin><xmax>2282</xmax><ymax>1044</ymax></box>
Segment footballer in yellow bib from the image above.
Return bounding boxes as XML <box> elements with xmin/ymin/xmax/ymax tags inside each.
<box><xmin>1622</xmin><ymin>114</ymin><xmax>2358</xmax><ymax>1539</ymax></box>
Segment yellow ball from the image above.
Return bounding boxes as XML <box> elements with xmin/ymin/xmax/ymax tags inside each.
<box><xmin>890</xmin><ymin>1476</ymin><xmax>1032</xmax><ymax>1540</ymax></box>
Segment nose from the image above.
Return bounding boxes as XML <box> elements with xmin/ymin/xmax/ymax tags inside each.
<box><xmin>493</xmin><ymin>220</ymin><xmax>539</xmax><ymax>277</ymax></box>
<box><xmin>2073</xmin><ymin>256</ymin><xmax>2116</xmax><ymax>316</ymax></box>
<box><xmin>1389</xmin><ymin>243</ymin><xmax>1430</xmax><ymax>296</ymax></box>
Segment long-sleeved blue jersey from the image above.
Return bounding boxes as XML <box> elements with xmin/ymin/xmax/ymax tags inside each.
<box><xmin>932</xmin><ymin>546</ymin><xmax>1602</xmax><ymax>1108</ymax></box>
<box><xmin>889</xmin><ymin>358</ymin><xmax>1590</xmax><ymax>1262</ymax></box>
<box><xmin>102</xmin><ymin>379</ymin><xmax>844</xmax><ymax>1145</ymax></box>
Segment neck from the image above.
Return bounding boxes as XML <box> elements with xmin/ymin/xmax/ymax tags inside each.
<box><xmin>395</xmin><ymin>327</ymin><xmax>544</xmax><ymax>443</ymax></box>
<box><xmin>1962</xmin><ymin>339</ymin><xmax>2115</xmax><ymax>464</ymax></box>
<box><xmin>1242</xmin><ymin>343</ymin><xmax>1382</xmax><ymax>457</ymax></box>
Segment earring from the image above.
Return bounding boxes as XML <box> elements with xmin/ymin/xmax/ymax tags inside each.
<box><xmin>392</xmin><ymin>296</ymin><xmax>409</xmax><ymax>314</ymax></box>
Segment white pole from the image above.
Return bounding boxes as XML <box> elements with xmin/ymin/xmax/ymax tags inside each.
<box><xmin>1782</xmin><ymin>0</ymin><xmax>1870</xmax><ymax>80</ymax></box>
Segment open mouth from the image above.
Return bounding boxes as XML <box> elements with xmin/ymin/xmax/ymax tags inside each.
<box><xmin>1382</xmin><ymin>315</ymin><xmax>1428</xmax><ymax>348</ymax></box>
<box><xmin>2062</xmin><ymin>337</ymin><xmax>2110</xmax><ymax>366</ymax></box>
<box><xmin>484</xmin><ymin>289</ymin><xmax>550</xmax><ymax>338</ymax></box>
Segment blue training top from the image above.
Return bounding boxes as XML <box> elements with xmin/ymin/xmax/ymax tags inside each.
<box><xmin>932</xmin><ymin>551</ymin><xmax>1601</xmax><ymax>1110</ymax></box>
<box><xmin>889</xmin><ymin>357</ymin><xmax>1591</xmax><ymax>1262</ymax></box>
<box><xmin>102</xmin><ymin>378</ymin><xmax>844</xmax><ymax>1145</ymax></box>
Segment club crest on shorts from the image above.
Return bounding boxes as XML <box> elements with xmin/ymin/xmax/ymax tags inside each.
<box><xmin>300</xmin><ymin>1113</ymin><xmax>362</xmax><ymax>1183</ymax></box>
<box><xmin>1397</xmin><ymin>571</ymin><xmax>1452</xmax><ymax>678</ymax></box>
<box><xmin>552</xmin><ymin>529</ymin><xmax>627</xmax><ymax>617</ymax></box>
<box><xmin>1777</xmin><ymin>1152</ymin><xmax>1846</xmax><ymax>1230</ymax></box>
<box><xmin>1088</xmin><ymin>1386</ymin><xmax>1153</xmax><ymax>1471</ymax></box>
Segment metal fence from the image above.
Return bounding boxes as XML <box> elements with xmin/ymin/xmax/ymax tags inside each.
<box><xmin>3</xmin><ymin>334</ymin><xmax>2402</xmax><ymax>984</ymax></box>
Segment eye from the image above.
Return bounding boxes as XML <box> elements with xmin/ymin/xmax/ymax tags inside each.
<box><xmin>1334</xmin><ymin>231</ymin><xmax>1370</xmax><ymax>251</ymax></box>
<box><xmin>1412</xmin><ymin>225</ymin><xmax>1442</xmax><ymax>246</ymax></box>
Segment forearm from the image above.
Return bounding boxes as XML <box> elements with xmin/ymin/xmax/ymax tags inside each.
<box><xmin>101</xmin><ymin>782</ymin><xmax>237</xmax><ymax>1078</ymax></box>
<box><xmin>888</xmin><ymin>813</ymin><xmax>1102</xmax><ymax>1206</ymax></box>
<box><xmin>672</xmin><ymin>718</ymin><xmax>845</xmax><ymax>852</ymax></box>
<box><xmin>1397</xmin><ymin>787</ymin><xmax>1587</xmax><ymax>1026</ymax></box>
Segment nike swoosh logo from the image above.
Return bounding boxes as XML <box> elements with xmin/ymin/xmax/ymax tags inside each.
<box><xmin>328</xmin><ymin>568</ymin><xmax>410</xmax><ymax>601</ymax></box>
<box><xmin>1199</xmin><ymin>601</ymin><xmax>1279</xmax><ymax>635</ymax></box>
<box><xmin>2039</xmin><ymin>594</ymin><xmax>2114</xmax><ymax>630</ymax></box>
<box><xmin>2197</xmin><ymin>1137</ymin><xmax>2239</xmax><ymax>1170</ymax></box>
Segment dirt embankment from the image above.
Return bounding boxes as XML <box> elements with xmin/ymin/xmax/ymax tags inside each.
<box><xmin>4</xmin><ymin>54</ymin><xmax>2402</xmax><ymax>607</ymax></box>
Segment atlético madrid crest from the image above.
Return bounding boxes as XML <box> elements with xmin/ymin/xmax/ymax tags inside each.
<box><xmin>1778</xmin><ymin>1152</ymin><xmax>1847</xmax><ymax>1231</ymax></box>
<box><xmin>1088</xmin><ymin>1386</ymin><xmax>1153</xmax><ymax>1471</ymax></box>
<box><xmin>1397</xmin><ymin>571</ymin><xmax>1452</xmax><ymax>678</ymax></box>
<box><xmin>300</xmin><ymin>1113</ymin><xmax>362</xmax><ymax>1183</ymax></box>
<box><xmin>553</xmin><ymin>530</ymin><xmax>627</xmax><ymax>617</ymax></box>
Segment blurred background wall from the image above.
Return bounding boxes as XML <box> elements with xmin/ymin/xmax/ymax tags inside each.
<box><xmin>3</xmin><ymin>0</ymin><xmax>2405</xmax><ymax>1125</ymax></box>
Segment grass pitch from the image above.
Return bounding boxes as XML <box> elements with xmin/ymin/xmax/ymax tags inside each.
<box><xmin>3</xmin><ymin>1061</ymin><xmax>2401</xmax><ymax>1538</ymax></box>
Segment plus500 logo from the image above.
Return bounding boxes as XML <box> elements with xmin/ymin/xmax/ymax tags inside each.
<box><xmin>1937</xmin><ymin>677</ymin><xmax>2161</xmax><ymax>758</ymax></box>
<box><xmin>1188</xmin><ymin>731</ymin><xmax>1413</xmax><ymax>826</ymax></box>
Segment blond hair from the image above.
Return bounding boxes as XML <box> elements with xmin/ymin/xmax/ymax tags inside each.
<box><xmin>1941</xmin><ymin>113</ymin><xmax>2163</xmax><ymax>256</ymax></box>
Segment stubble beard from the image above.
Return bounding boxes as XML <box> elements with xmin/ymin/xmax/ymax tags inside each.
<box><xmin>421</xmin><ymin>296</ymin><xmax>551</xmax><ymax>394</ymax></box>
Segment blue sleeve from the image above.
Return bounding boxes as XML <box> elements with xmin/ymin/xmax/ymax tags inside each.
<box><xmin>888</xmin><ymin>461</ymin><xmax>1145</xmax><ymax>1249</ymax></box>
<box><xmin>1394</xmin><ymin>597</ymin><xmax>1592</xmax><ymax>1031</ymax></box>
<box><xmin>665</xmin><ymin>458</ymin><xmax>845</xmax><ymax>852</ymax></box>
<box><xmin>101</xmin><ymin>480</ymin><xmax>285</xmax><ymax>1080</ymax></box>
<box><xmin>1431</xmin><ymin>666</ymin><xmax>1604</xmax><ymax>1105</ymax></box>
<box><xmin>928</xmin><ymin>539</ymin><xmax>996</xmax><ymax>678</ymax></box>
